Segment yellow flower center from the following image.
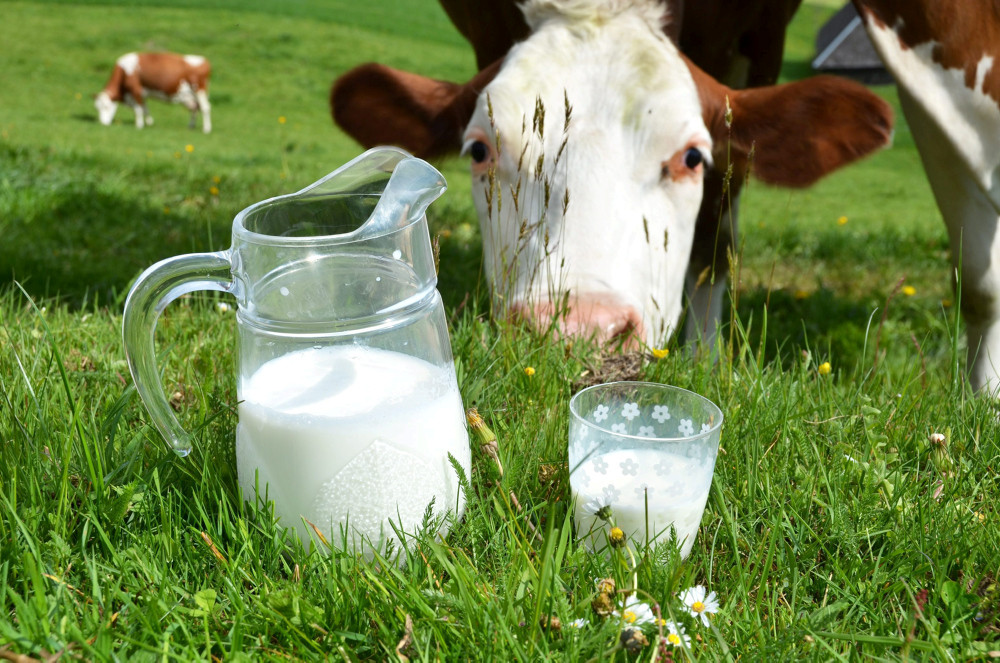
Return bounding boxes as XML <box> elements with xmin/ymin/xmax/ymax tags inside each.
<box><xmin>623</xmin><ymin>610</ymin><xmax>636</xmax><ymax>624</ymax></box>
<box><xmin>667</xmin><ymin>633</ymin><xmax>680</xmax><ymax>645</ymax></box>
<box><xmin>691</xmin><ymin>601</ymin><xmax>706</xmax><ymax>613</ymax></box>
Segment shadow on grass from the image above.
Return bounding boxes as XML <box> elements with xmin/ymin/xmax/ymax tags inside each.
<box><xmin>0</xmin><ymin>143</ymin><xmax>231</xmax><ymax>307</ymax></box>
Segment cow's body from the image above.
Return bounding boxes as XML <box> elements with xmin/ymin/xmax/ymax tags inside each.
<box><xmin>332</xmin><ymin>0</ymin><xmax>891</xmax><ymax>356</ymax></box>
<box><xmin>95</xmin><ymin>52</ymin><xmax>212</xmax><ymax>133</ymax></box>
<box><xmin>854</xmin><ymin>1</ymin><xmax>1000</xmax><ymax>394</ymax></box>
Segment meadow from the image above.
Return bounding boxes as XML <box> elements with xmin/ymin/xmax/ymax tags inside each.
<box><xmin>1</xmin><ymin>0</ymin><xmax>998</xmax><ymax>660</ymax></box>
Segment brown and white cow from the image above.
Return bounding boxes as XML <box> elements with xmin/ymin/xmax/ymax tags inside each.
<box><xmin>332</xmin><ymin>0</ymin><xmax>891</xmax><ymax>352</ymax></box>
<box><xmin>95</xmin><ymin>52</ymin><xmax>212</xmax><ymax>133</ymax></box>
<box><xmin>853</xmin><ymin>1</ymin><xmax>1000</xmax><ymax>394</ymax></box>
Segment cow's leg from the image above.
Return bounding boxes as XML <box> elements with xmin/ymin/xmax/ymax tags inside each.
<box><xmin>196</xmin><ymin>89</ymin><xmax>211</xmax><ymax>133</ymax></box>
<box><xmin>124</xmin><ymin>79</ymin><xmax>152</xmax><ymax>128</ymax></box>
<box><xmin>683</xmin><ymin>168</ymin><xmax>740</xmax><ymax>353</ymax></box>
<box><xmin>899</xmin><ymin>88</ymin><xmax>1000</xmax><ymax>395</ymax></box>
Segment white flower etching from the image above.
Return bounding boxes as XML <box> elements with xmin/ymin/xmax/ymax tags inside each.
<box><xmin>678</xmin><ymin>418</ymin><xmax>695</xmax><ymax>436</ymax></box>
<box><xmin>611</xmin><ymin>423</ymin><xmax>627</xmax><ymax>434</ymax></box>
<box><xmin>654</xmin><ymin>458</ymin><xmax>672</xmax><ymax>476</ymax></box>
<box><xmin>592</xmin><ymin>456</ymin><xmax>608</xmax><ymax>474</ymax></box>
<box><xmin>593</xmin><ymin>404</ymin><xmax>610</xmax><ymax>422</ymax></box>
<box><xmin>601</xmin><ymin>485</ymin><xmax>621</xmax><ymax>502</ymax></box>
<box><xmin>634</xmin><ymin>483</ymin><xmax>654</xmax><ymax>500</ymax></box>
<box><xmin>620</xmin><ymin>457</ymin><xmax>639</xmax><ymax>476</ymax></box>
<box><xmin>652</xmin><ymin>405</ymin><xmax>671</xmax><ymax>423</ymax></box>
<box><xmin>638</xmin><ymin>425</ymin><xmax>655</xmax><ymax>437</ymax></box>
<box><xmin>701</xmin><ymin>422</ymin><xmax>712</xmax><ymax>434</ymax></box>
<box><xmin>621</xmin><ymin>402</ymin><xmax>640</xmax><ymax>421</ymax></box>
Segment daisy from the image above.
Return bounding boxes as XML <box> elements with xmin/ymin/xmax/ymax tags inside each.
<box><xmin>679</xmin><ymin>585</ymin><xmax>720</xmax><ymax>627</ymax></box>
<box><xmin>583</xmin><ymin>494</ymin><xmax>613</xmax><ymax>521</ymax></box>
<box><xmin>567</xmin><ymin>618</ymin><xmax>588</xmax><ymax>629</ymax></box>
<box><xmin>663</xmin><ymin>621</ymin><xmax>691</xmax><ymax>648</ymax></box>
<box><xmin>614</xmin><ymin>596</ymin><xmax>654</xmax><ymax>626</ymax></box>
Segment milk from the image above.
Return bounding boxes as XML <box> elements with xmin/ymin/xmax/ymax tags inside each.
<box><xmin>236</xmin><ymin>345</ymin><xmax>470</xmax><ymax>557</ymax></box>
<box><xmin>571</xmin><ymin>448</ymin><xmax>713</xmax><ymax>558</ymax></box>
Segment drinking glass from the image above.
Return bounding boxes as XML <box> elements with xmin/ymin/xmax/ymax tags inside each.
<box><xmin>569</xmin><ymin>382</ymin><xmax>723</xmax><ymax>558</ymax></box>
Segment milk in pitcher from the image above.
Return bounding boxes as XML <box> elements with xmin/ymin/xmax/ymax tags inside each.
<box><xmin>236</xmin><ymin>345</ymin><xmax>470</xmax><ymax>554</ymax></box>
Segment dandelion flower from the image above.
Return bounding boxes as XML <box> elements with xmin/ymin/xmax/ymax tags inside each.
<box><xmin>664</xmin><ymin>621</ymin><xmax>691</xmax><ymax>648</ymax></box>
<box><xmin>209</xmin><ymin>186</ymin><xmax>219</xmax><ymax>196</ymax></box>
<box><xmin>837</xmin><ymin>215</ymin><xmax>848</xmax><ymax>226</ymax></box>
<box><xmin>213</xmin><ymin>175</ymin><xmax>221</xmax><ymax>184</ymax></box>
<box><xmin>679</xmin><ymin>585</ymin><xmax>720</xmax><ymax>627</ymax></box>
<box><xmin>902</xmin><ymin>285</ymin><xmax>916</xmax><ymax>296</ymax></box>
<box><xmin>185</xmin><ymin>144</ymin><xmax>194</xmax><ymax>153</ymax></box>
<box><xmin>278</xmin><ymin>116</ymin><xmax>287</xmax><ymax>124</ymax></box>
<box><xmin>614</xmin><ymin>596</ymin><xmax>654</xmax><ymax>626</ymax></box>
<box><xmin>818</xmin><ymin>361</ymin><xmax>832</xmax><ymax>375</ymax></box>
<box><xmin>524</xmin><ymin>366</ymin><xmax>535</xmax><ymax>377</ymax></box>
<box><xmin>651</xmin><ymin>347</ymin><xmax>669</xmax><ymax>359</ymax></box>
<box><xmin>609</xmin><ymin>526</ymin><xmax>626</xmax><ymax>548</ymax></box>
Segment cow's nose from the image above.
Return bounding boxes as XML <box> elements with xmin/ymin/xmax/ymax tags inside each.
<box><xmin>508</xmin><ymin>294</ymin><xmax>645</xmax><ymax>347</ymax></box>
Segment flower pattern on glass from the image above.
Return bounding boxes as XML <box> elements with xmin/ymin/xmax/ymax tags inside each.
<box><xmin>678</xmin><ymin>418</ymin><xmax>695</xmax><ymax>436</ymax></box>
<box><xmin>638</xmin><ymin>425</ymin><xmax>655</xmax><ymax>437</ymax></box>
<box><xmin>634</xmin><ymin>483</ymin><xmax>654</xmax><ymax>500</ymax></box>
<box><xmin>601</xmin><ymin>485</ymin><xmax>621</xmax><ymax>502</ymax></box>
<box><xmin>654</xmin><ymin>458</ymin><xmax>672</xmax><ymax>476</ymax></box>
<box><xmin>621</xmin><ymin>402</ymin><xmax>640</xmax><ymax>421</ymax></box>
<box><xmin>611</xmin><ymin>423</ymin><xmax>627</xmax><ymax>434</ymax></box>
<box><xmin>593</xmin><ymin>456</ymin><xmax>608</xmax><ymax>474</ymax></box>
<box><xmin>652</xmin><ymin>405</ymin><xmax>671</xmax><ymax>423</ymax></box>
<box><xmin>620</xmin><ymin>457</ymin><xmax>639</xmax><ymax>476</ymax></box>
<box><xmin>593</xmin><ymin>404</ymin><xmax>610</xmax><ymax>422</ymax></box>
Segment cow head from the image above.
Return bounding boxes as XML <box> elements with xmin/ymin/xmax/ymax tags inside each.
<box><xmin>332</xmin><ymin>0</ymin><xmax>893</xmax><ymax>347</ymax></box>
<box><xmin>95</xmin><ymin>92</ymin><xmax>118</xmax><ymax>126</ymax></box>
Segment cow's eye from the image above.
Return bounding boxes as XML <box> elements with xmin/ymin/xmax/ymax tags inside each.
<box><xmin>469</xmin><ymin>140</ymin><xmax>490</xmax><ymax>164</ymax></box>
<box><xmin>683</xmin><ymin>147</ymin><xmax>703</xmax><ymax>170</ymax></box>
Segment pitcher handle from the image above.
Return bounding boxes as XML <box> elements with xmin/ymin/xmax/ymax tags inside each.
<box><xmin>122</xmin><ymin>251</ymin><xmax>235</xmax><ymax>456</ymax></box>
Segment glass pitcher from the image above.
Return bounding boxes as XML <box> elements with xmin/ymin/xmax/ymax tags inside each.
<box><xmin>123</xmin><ymin>147</ymin><xmax>471</xmax><ymax>557</ymax></box>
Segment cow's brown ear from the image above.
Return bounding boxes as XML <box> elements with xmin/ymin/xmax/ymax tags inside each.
<box><xmin>686</xmin><ymin>56</ymin><xmax>894</xmax><ymax>188</ymax></box>
<box><xmin>331</xmin><ymin>61</ymin><xmax>501</xmax><ymax>159</ymax></box>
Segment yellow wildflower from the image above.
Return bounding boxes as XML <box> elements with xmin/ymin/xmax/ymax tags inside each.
<box><xmin>902</xmin><ymin>285</ymin><xmax>916</xmax><ymax>296</ymax></box>
<box><xmin>278</xmin><ymin>116</ymin><xmax>287</xmax><ymax>124</ymax></box>
<box><xmin>524</xmin><ymin>366</ymin><xmax>535</xmax><ymax>377</ymax></box>
<box><xmin>209</xmin><ymin>186</ymin><xmax>219</xmax><ymax>196</ymax></box>
<box><xmin>185</xmin><ymin>144</ymin><xmax>194</xmax><ymax>153</ymax></box>
<box><xmin>651</xmin><ymin>347</ymin><xmax>669</xmax><ymax>359</ymax></box>
<box><xmin>837</xmin><ymin>215</ymin><xmax>848</xmax><ymax>226</ymax></box>
<box><xmin>818</xmin><ymin>361</ymin><xmax>832</xmax><ymax>375</ymax></box>
<box><xmin>794</xmin><ymin>289</ymin><xmax>810</xmax><ymax>300</ymax></box>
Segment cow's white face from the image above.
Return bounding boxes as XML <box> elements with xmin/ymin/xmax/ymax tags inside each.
<box><xmin>461</xmin><ymin>1</ymin><xmax>710</xmax><ymax>345</ymax></box>
<box><xmin>95</xmin><ymin>92</ymin><xmax>118</xmax><ymax>126</ymax></box>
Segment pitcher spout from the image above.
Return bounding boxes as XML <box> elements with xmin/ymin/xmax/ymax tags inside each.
<box><xmin>359</xmin><ymin>152</ymin><xmax>447</xmax><ymax>237</ymax></box>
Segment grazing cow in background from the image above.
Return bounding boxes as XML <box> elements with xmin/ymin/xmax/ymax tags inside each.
<box><xmin>332</xmin><ymin>0</ymin><xmax>891</xmax><ymax>350</ymax></box>
<box><xmin>95</xmin><ymin>52</ymin><xmax>212</xmax><ymax>133</ymax></box>
<box><xmin>854</xmin><ymin>1</ymin><xmax>1000</xmax><ymax>394</ymax></box>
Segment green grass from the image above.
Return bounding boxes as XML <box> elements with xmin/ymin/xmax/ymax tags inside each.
<box><xmin>2</xmin><ymin>0</ymin><xmax>999</xmax><ymax>660</ymax></box>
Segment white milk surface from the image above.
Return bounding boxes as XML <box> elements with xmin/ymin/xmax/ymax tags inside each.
<box><xmin>572</xmin><ymin>448</ymin><xmax>713</xmax><ymax>558</ymax></box>
<box><xmin>236</xmin><ymin>345</ymin><xmax>470</xmax><ymax>556</ymax></box>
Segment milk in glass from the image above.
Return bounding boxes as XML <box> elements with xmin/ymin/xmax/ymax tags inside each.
<box><xmin>571</xmin><ymin>447</ymin><xmax>714</xmax><ymax>558</ymax></box>
<box><xmin>236</xmin><ymin>345</ymin><xmax>470</xmax><ymax>555</ymax></box>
